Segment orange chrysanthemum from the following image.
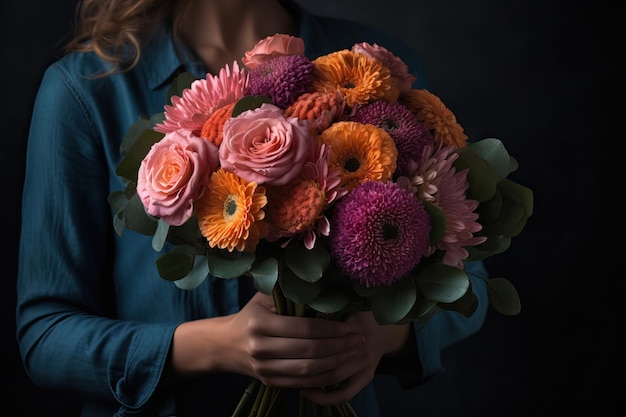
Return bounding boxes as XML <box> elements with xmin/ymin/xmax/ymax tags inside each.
<box><xmin>319</xmin><ymin>121</ymin><xmax>397</xmax><ymax>191</ymax></box>
<box><xmin>196</xmin><ymin>169</ymin><xmax>269</xmax><ymax>253</ymax></box>
<box><xmin>265</xmin><ymin>178</ymin><xmax>326</xmax><ymax>236</ymax></box>
<box><xmin>200</xmin><ymin>102</ymin><xmax>236</xmax><ymax>146</ymax></box>
<box><xmin>399</xmin><ymin>89</ymin><xmax>468</xmax><ymax>148</ymax></box>
<box><xmin>313</xmin><ymin>50</ymin><xmax>399</xmax><ymax>108</ymax></box>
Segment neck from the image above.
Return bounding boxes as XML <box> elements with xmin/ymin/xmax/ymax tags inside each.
<box><xmin>178</xmin><ymin>0</ymin><xmax>298</xmax><ymax>73</ymax></box>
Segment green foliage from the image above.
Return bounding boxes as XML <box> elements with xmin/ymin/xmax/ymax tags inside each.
<box><xmin>232</xmin><ymin>95</ymin><xmax>273</xmax><ymax>117</ymax></box>
<box><xmin>486</xmin><ymin>278</ymin><xmax>521</xmax><ymax>315</ymax></box>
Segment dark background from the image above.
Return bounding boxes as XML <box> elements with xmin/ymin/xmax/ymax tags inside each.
<box><xmin>1</xmin><ymin>0</ymin><xmax>619</xmax><ymax>416</ymax></box>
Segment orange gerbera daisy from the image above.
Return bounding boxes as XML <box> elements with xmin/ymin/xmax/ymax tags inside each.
<box><xmin>399</xmin><ymin>89</ymin><xmax>468</xmax><ymax>148</ymax></box>
<box><xmin>319</xmin><ymin>121</ymin><xmax>397</xmax><ymax>191</ymax></box>
<box><xmin>313</xmin><ymin>50</ymin><xmax>399</xmax><ymax>108</ymax></box>
<box><xmin>196</xmin><ymin>169</ymin><xmax>269</xmax><ymax>253</ymax></box>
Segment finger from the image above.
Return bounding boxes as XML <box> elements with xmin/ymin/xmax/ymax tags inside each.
<box><xmin>300</xmin><ymin>369</ymin><xmax>373</xmax><ymax>406</ymax></box>
<box><xmin>248</xmin><ymin>314</ymin><xmax>353</xmax><ymax>340</ymax></box>
<box><xmin>249</xmin><ymin>332</ymin><xmax>364</xmax><ymax>360</ymax></box>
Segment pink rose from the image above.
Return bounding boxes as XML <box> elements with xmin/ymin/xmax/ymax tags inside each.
<box><xmin>242</xmin><ymin>34</ymin><xmax>305</xmax><ymax>70</ymax></box>
<box><xmin>219</xmin><ymin>103</ymin><xmax>311</xmax><ymax>186</ymax></box>
<box><xmin>137</xmin><ymin>130</ymin><xmax>219</xmax><ymax>226</ymax></box>
<box><xmin>352</xmin><ymin>42</ymin><xmax>417</xmax><ymax>92</ymax></box>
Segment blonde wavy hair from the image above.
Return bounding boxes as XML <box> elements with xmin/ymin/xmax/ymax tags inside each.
<box><xmin>65</xmin><ymin>0</ymin><xmax>191</xmax><ymax>75</ymax></box>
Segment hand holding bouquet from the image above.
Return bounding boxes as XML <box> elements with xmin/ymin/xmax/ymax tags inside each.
<box><xmin>110</xmin><ymin>34</ymin><xmax>533</xmax><ymax>416</ymax></box>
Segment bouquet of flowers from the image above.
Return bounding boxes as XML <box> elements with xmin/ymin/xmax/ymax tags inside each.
<box><xmin>109</xmin><ymin>34</ymin><xmax>533</xmax><ymax>416</ymax></box>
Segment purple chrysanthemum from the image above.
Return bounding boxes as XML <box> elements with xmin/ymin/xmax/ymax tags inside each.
<box><xmin>329</xmin><ymin>180</ymin><xmax>431</xmax><ymax>287</ymax></box>
<box><xmin>349</xmin><ymin>101</ymin><xmax>434</xmax><ymax>177</ymax></box>
<box><xmin>248</xmin><ymin>55</ymin><xmax>315</xmax><ymax>108</ymax></box>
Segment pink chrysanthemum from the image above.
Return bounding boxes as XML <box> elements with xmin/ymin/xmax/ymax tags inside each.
<box><xmin>154</xmin><ymin>62</ymin><xmax>248</xmax><ymax>135</ymax></box>
<box><xmin>349</xmin><ymin>101</ymin><xmax>434</xmax><ymax>177</ymax></box>
<box><xmin>265</xmin><ymin>142</ymin><xmax>346</xmax><ymax>249</ymax></box>
<box><xmin>329</xmin><ymin>180</ymin><xmax>431</xmax><ymax>288</ymax></box>
<box><xmin>399</xmin><ymin>144</ymin><xmax>487</xmax><ymax>268</ymax></box>
<box><xmin>248</xmin><ymin>55</ymin><xmax>315</xmax><ymax>109</ymax></box>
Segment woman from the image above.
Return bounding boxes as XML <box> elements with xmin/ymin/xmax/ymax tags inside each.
<box><xmin>16</xmin><ymin>0</ymin><xmax>489</xmax><ymax>416</ymax></box>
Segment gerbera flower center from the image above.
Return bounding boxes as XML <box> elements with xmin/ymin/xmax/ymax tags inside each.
<box><xmin>224</xmin><ymin>195</ymin><xmax>238</xmax><ymax>219</ymax></box>
<box><xmin>344</xmin><ymin>156</ymin><xmax>361</xmax><ymax>173</ymax></box>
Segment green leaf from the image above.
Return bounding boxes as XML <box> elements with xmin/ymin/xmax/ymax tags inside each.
<box><xmin>284</xmin><ymin>242</ymin><xmax>329</xmax><ymax>283</ymax></box>
<box><xmin>156</xmin><ymin>247</ymin><xmax>196</xmax><ymax>281</ymax></box>
<box><xmin>115</xmin><ymin>129</ymin><xmax>164</xmax><ymax>182</ymax></box>
<box><xmin>173</xmin><ymin>255</ymin><xmax>211</xmax><ymax>290</ymax></box>
<box><xmin>454</xmin><ymin>149</ymin><xmax>498</xmax><ymax>202</ymax></box>
<box><xmin>119</xmin><ymin>117</ymin><xmax>152</xmax><ymax>157</ymax></box>
<box><xmin>466</xmin><ymin>235</ymin><xmax>511</xmax><ymax>260</ymax></box>
<box><xmin>152</xmin><ymin>218</ymin><xmax>170</xmax><ymax>252</ymax></box>
<box><xmin>423</xmin><ymin>201</ymin><xmax>446</xmax><ymax>245</ymax></box>
<box><xmin>416</xmin><ymin>263</ymin><xmax>470</xmax><ymax>303</ymax></box>
<box><xmin>438</xmin><ymin>285</ymin><xmax>478</xmax><ymax>317</ymax></box>
<box><xmin>308</xmin><ymin>291</ymin><xmax>351</xmax><ymax>314</ymax></box>
<box><xmin>465</xmin><ymin>138</ymin><xmax>513</xmax><ymax>181</ymax></box>
<box><xmin>279</xmin><ymin>265</ymin><xmax>321</xmax><ymax>304</ymax></box>
<box><xmin>486</xmin><ymin>278</ymin><xmax>521</xmax><ymax>315</ymax></box>
<box><xmin>207</xmin><ymin>251</ymin><xmax>255</xmax><ymax>279</ymax></box>
<box><xmin>250</xmin><ymin>257</ymin><xmax>279</xmax><ymax>294</ymax></box>
<box><xmin>120</xmin><ymin>192</ymin><xmax>158</xmax><ymax>236</ymax></box>
<box><xmin>369</xmin><ymin>276</ymin><xmax>417</xmax><ymax>325</ymax></box>
<box><xmin>481</xmin><ymin>179</ymin><xmax>533</xmax><ymax>238</ymax></box>
<box><xmin>232</xmin><ymin>95</ymin><xmax>273</xmax><ymax>117</ymax></box>
<box><xmin>167</xmin><ymin>216</ymin><xmax>203</xmax><ymax>244</ymax></box>
<box><xmin>166</xmin><ymin>72</ymin><xmax>197</xmax><ymax>105</ymax></box>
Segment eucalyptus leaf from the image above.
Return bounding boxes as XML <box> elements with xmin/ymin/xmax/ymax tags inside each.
<box><xmin>308</xmin><ymin>291</ymin><xmax>350</xmax><ymax>314</ymax></box>
<box><xmin>423</xmin><ymin>201</ymin><xmax>446</xmax><ymax>245</ymax></box>
<box><xmin>115</xmin><ymin>129</ymin><xmax>164</xmax><ymax>182</ymax></box>
<box><xmin>152</xmin><ymin>219</ymin><xmax>170</xmax><ymax>252</ymax></box>
<box><xmin>122</xmin><ymin>193</ymin><xmax>158</xmax><ymax>236</ymax></box>
<box><xmin>466</xmin><ymin>236</ymin><xmax>511</xmax><ymax>260</ymax></box>
<box><xmin>369</xmin><ymin>276</ymin><xmax>417</xmax><ymax>325</ymax></box>
<box><xmin>156</xmin><ymin>250</ymin><xmax>195</xmax><ymax>281</ymax></box>
<box><xmin>454</xmin><ymin>149</ymin><xmax>498</xmax><ymax>202</ymax></box>
<box><xmin>284</xmin><ymin>242</ymin><xmax>329</xmax><ymax>283</ymax></box>
<box><xmin>465</xmin><ymin>138</ymin><xmax>512</xmax><ymax>180</ymax></box>
<box><xmin>174</xmin><ymin>255</ymin><xmax>211</xmax><ymax>290</ymax></box>
<box><xmin>119</xmin><ymin>116</ymin><xmax>152</xmax><ymax>156</ymax></box>
<box><xmin>167</xmin><ymin>216</ymin><xmax>203</xmax><ymax>244</ymax></box>
<box><xmin>166</xmin><ymin>72</ymin><xmax>197</xmax><ymax>104</ymax></box>
<box><xmin>279</xmin><ymin>265</ymin><xmax>321</xmax><ymax>304</ymax></box>
<box><xmin>232</xmin><ymin>95</ymin><xmax>273</xmax><ymax>117</ymax></box>
<box><xmin>207</xmin><ymin>251</ymin><xmax>255</xmax><ymax>279</ymax></box>
<box><xmin>486</xmin><ymin>278</ymin><xmax>521</xmax><ymax>315</ymax></box>
<box><xmin>438</xmin><ymin>286</ymin><xmax>478</xmax><ymax>317</ymax></box>
<box><xmin>416</xmin><ymin>263</ymin><xmax>469</xmax><ymax>303</ymax></box>
<box><xmin>250</xmin><ymin>257</ymin><xmax>279</xmax><ymax>294</ymax></box>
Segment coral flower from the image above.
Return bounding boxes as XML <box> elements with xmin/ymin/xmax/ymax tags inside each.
<box><xmin>265</xmin><ymin>142</ymin><xmax>346</xmax><ymax>249</ymax></box>
<box><xmin>248</xmin><ymin>54</ymin><xmax>315</xmax><ymax>108</ymax></box>
<box><xmin>200</xmin><ymin>102</ymin><xmax>236</xmax><ymax>146</ymax></box>
<box><xmin>319</xmin><ymin>121</ymin><xmax>397</xmax><ymax>191</ymax></box>
<box><xmin>313</xmin><ymin>50</ymin><xmax>399</xmax><ymax>108</ymax></box>
<box><xmin>284</xmin><ymin>90</ymin><xmax>346</xmax><ymax>133</ymax></box>
<box><xmin>399</xmin><ymin>144</ymin><xmax>486</xmax><ymax>268</ymax></box>
<box><xmin>349</xmin><ymin>101</ymin><xmax>434</xmax><ymax>177</ymax></box>
<box><xmin>399</xmin><ymin>89</ymin><xmax>468</xmax><ymax>148</ymax></box>
<box><xmin>196</xmin><ymin>169</ymin><xmax>269</xmax><ymax>253</ymax></box>
<box><xmin>329</xmin><ymin>180</ymin><xmax>431</xmax><ymax>287</ymax></box>
<box><xmin>155</xmin><ymin>61</ymin><xmax>248</xmax><ymax>136</ymax></box>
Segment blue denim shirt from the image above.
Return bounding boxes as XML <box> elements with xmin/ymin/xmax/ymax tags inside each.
<box><xmin>16</xmin><ymin>5</ymin><xmax>488</xmax><ymax>417</ymax></box>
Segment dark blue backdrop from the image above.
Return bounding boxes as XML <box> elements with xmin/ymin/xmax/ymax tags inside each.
<box><xmin>1</xmin><ymin>1</ymin><xmax>619</xmax><ymax>415</ymax></box>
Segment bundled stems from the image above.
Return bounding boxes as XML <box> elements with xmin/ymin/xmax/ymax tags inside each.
<box><xmin>231</xmin><ymin>286</ymin><xmax>357</xmax><ymax>417</ymax></box>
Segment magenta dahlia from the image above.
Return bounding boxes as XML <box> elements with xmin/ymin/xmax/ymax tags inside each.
<box><xmin>247</xmin><ymin>54</ymin><xmax>315</xmax><ymax>109</ymax></box>
<box><xmin>329</xmin><ymin>180</ymin><xmax>431</xmax><ymax>287</ymax></box>
<box><xmin>349</xmin><ymin>101</ymin><xmax>434</xmax><ymax>177</ymax></box>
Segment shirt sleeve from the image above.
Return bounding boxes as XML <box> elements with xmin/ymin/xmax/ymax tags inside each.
<box><xmin>16</xmin><ymin>62</ymin><xmax>179</xmax><ymax>412</ymax></box>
